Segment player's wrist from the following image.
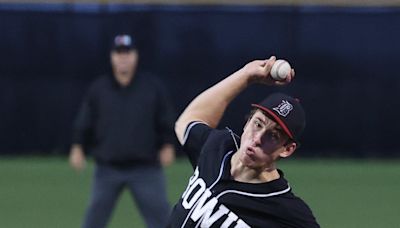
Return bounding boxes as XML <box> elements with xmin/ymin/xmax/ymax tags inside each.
<box><xmin>234</xmin><ymin>67</ymin><xmax>255</xmax><ymax>88</ymax></box>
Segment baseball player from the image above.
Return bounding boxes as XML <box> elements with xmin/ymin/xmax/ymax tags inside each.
<box><xmin>167</xmin><ymin>56</ymin><xmax>319</xmax><ymax>227</ymax></box>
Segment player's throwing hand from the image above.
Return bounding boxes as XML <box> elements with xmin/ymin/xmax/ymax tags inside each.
<box><xmin>243</xmin><ymin>56</ymin><xmax>294</xmax><ymax>86</ymax></box>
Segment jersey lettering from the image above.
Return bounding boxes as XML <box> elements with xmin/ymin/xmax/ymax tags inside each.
<box><xmin>221</xmin><ymin>212</ymin><xmax>238</xmax><ymax>228</ymax></box>
<box><xmin>191</xmin><ymin>190</ymin><xmax>228</xmax><ymax>227</ymax></box>
<box><xmin>181</xmin><ymin>167</ymin><xmax>250</xmax><ymax>227</ymax></box>
<box><xmin>181</xmin><ymin>167</ymin><xmax>207</xmax><ymax>210</ymax></box>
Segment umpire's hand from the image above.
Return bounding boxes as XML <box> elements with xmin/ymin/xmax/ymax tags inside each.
<box><xmin>159</xmin><ymin>144</ymin><xmax>175</xmax><ymax>167</ymax></box>
<box><xmin>69</xmin><ymin>144</ymin><xmax>87</xmax><ymax>171</ymax></box>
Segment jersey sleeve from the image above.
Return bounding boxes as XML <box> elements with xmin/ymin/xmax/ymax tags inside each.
<box><xmin>182</xmin><ymin>121</ymin><xmax>213</xmax><ymax>167</ymax></box>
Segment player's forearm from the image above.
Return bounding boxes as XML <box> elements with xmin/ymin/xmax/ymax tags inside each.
<box><xmin>175</xmin><ymin>67</ymin><xmax>250</xmax><ymax>143</ymax></box>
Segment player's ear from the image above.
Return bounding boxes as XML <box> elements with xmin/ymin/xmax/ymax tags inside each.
<box><xmin>279</xmin><ymin>142</ymin><xmax>297</xmax><ymax>158</ymax></box>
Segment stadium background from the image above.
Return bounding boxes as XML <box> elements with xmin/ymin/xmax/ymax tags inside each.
<box><xmin>0</xmin><ymin>0</ymin><xmax>399</xmax><ymax>227</ymax></box>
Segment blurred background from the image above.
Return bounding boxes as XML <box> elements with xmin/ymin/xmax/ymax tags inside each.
<box><xmin>0</xmin><ymin>0</ymin><xmax>399</xmax><ymax>227</ymax></box>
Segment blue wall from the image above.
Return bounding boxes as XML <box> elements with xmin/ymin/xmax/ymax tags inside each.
<box><xmin>1</xmin><ymin>4</ymin><xmax>399</xmax><ymax>157</ymax></box>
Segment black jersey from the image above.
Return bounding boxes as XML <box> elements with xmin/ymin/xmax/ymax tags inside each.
<box><xmin>168</xmin><ymin>122</ymin><xmax>319</xmax><ymax>228</ymax></box>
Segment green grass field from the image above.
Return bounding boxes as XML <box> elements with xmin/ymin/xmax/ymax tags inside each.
<box><xmin>0</xmin><ymin>157</ymin><xmax>399</xmax><ymax>228</ymax></box>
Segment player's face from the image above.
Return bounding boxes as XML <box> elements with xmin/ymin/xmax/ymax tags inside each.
<box><xmin>239</xmin><ymin>110</ymin><xmax>295</xmax><ymax>170</ymax></box>
<box><xmin>111</xmin><ymin>49</ymin><xmax>139</xmax><ymax>86</ymax></box>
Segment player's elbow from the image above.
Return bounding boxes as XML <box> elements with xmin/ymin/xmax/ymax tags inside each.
<box><xmin>174</xmin><ymin>117</ymin><xmax>186</xmax><ymax>145</ymax></box>
<box><xmin>175</xmin><ymin>113</ymin><xmax>204</xmax><ymax>145</ymax></box>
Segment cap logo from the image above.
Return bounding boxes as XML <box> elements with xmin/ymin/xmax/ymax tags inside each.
<box><xmin>273</xmin><ymin>100</ymin><xmax>293</xmax><ymax>117</ymax></box>
<box><xmin>115</xmin><ymin>35</ymin><xmax>131</xmax><ymax>46</ymax></box>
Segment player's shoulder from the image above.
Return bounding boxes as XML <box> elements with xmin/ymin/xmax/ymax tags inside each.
<box><xmin>209</xmin><ymin>127</ymin><xmax>238</xmax><ymax>146</ymax></box>
<box><xmin>200</xmin><ymin>125</ymin><xmax>240</xmax><ymax>156</ymax></box>
<box><xmin>184</xmin><ymin>122</ymin><xmax>238</xmax><ymax>150</ymax></box>
<box><xmin>190</xmin><ymin>122</ymin><xmax>235</xmax><ymax>139</ymax></box>
<box><xmin>275</xmin><ymin>191</ymin><xmax>320</xmax><ymax>227</ymax></box>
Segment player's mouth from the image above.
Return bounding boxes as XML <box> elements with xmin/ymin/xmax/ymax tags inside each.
<box><xmin>245</xmin><ymin>146</ymin><xmax>256</xmax><ymax>156</ymax></box>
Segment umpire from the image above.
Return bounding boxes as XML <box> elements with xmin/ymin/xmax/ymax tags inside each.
<box><xmin>69</xmin><ymin>34</ymin><xmax>176</xmax><ymax>228</ymax></box>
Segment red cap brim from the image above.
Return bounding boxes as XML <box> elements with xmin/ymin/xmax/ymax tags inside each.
<box><xmin>251</xmin><ymin>104</ymin><xmax>294</xmax><ymax>139</ymax></box>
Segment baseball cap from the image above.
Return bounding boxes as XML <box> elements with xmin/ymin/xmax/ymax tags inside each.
<box><xmin>251</xmin><ymin>93</ymin><xmax>306</xmax><ymax>143</ymax></box>
<box><xmin>112</xmin><ymin>34</ymin><xmax>136</xmax><ymax>51</ymax></box>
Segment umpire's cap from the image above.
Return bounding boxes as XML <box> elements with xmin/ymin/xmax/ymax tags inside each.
<box><xmin>251</xmin><ymin>93</ymin><xmax>306</xmax><ymax>143</ymax></box>
<box><xmin>112</xmin><ymin>34</ymin><xmax>136</xmax><ymax>51</ymax></box>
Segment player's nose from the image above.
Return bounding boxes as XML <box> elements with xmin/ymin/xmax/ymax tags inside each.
<box><xmin>252</xmin><ymin>131</ymin><xmax>263</xmax><ymax>146</ymax></box>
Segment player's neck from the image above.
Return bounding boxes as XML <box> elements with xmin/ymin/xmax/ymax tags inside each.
<box><xmin>230</xmin><ymin>153</ymin><xmax>280</xmax><ymax>183</ymax></box>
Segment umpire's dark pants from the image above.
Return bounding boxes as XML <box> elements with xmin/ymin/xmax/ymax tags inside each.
<box><xmin>82</xmin><ymin>163</ymin><xmax>170</xmax><ymax>228</ymax></box>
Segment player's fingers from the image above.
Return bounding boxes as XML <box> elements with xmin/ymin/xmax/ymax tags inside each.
<box><xmin>267</xmin><ymin>55</ymin><xmax>276</xmax><ymax>66</ymax></box>
<box><xmin>264</xmin><ymin>56</ymin><xmax>276</xmax><ymax>74</ymax></box>
<box><xmin>273</xmin><ymin>73</ymin><xmax>293</xmax><ymax>86</ymax></box>
<box><xmin>274</xmin><ymin>81</ymin><xmax>287</xmax><ymax>86</ymax></box>
<box><xmin>255</xmin><ymin>59</ymin><xmax>267</xmax><ymax>67</ymax></box>
<box><xmin>282</xmin><ymin>68</ymin><xmax>295</xmax><ymax>83</ymax></box>
<box><xmin>260</xmin><ymin>55</ymin><xmax>275</xmax><ymax>66</ymax></box>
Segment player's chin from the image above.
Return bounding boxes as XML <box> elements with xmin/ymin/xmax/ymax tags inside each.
<box><xmin>239</xmin><ymin>153</ymin><xmax>257</xmax><ymax>167</ymax></box>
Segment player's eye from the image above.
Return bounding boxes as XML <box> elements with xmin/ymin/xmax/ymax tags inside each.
<box><xmin>253</xmin><ymin>119</ymin><xmax>263</xmax><ymax>128</ymax></box>
<box><xmin>265</xmin><ymin>131</ymin><xmax>280</xmax><ymax>142</ymax></box>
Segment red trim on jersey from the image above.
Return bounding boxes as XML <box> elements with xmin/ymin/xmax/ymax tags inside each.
<box><xmin>251</xmin><ymin>104</ymin><xmax>294</xmax><ymax>139</ymax></box>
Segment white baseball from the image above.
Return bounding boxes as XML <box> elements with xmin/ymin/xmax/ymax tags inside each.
<box><xmin>270</xmin><ymin>59</ymin><xmax>291</xmax><ymax>80</ymax></box>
